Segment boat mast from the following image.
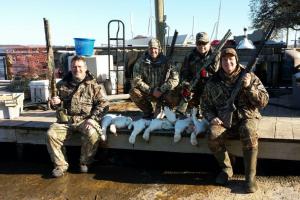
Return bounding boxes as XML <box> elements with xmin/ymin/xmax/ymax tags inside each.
<box><xmin>155</xmin><ymin>0</ymin><xmax>165</xmax><ymax>53</ymax></box>
<box><xmin>215</xmin><ymin>0</ymin><xmax>222</xmax><ymax>40</ymax></box>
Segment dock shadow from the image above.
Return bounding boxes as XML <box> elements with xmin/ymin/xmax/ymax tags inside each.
<box><xmin>92</xmin><ymin>164</ymin><xmax>216</xmax><ymax>185</ymax></box>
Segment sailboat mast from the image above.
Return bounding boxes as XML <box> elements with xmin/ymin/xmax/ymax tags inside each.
<box><xmin>215</xmin><ymin>0</ymin><xmax>222</xmax><ymax>40</ymax></box>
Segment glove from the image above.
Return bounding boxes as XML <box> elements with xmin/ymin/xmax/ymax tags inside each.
<box><xmin>200</xmin><ymin>68</ymin><xmax>208</xmax><ymax>78</ymax></box>
<box><xmin>181</xmin><ymin>88</ymin><xmax>193</xmax><ymax>102</ymax></box>
<box><xmin>181</xmin><ymin>87</ymin><xmax>191</xmax><ymax>98</ymax></box>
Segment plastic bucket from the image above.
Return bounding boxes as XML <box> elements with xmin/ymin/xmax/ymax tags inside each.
<box><xmin>74</xmin><ymin>38</ymin><xmax>95</xmax><ymax>56</ymax></box>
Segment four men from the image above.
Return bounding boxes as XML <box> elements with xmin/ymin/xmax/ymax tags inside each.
<box><xmin>46</xmin><ymin>36</ymin><xmax>268</xmax><ymax>194</ymax></box>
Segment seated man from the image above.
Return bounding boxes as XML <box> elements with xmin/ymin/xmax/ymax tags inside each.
<box><xmin>201</xmin><ymin>48</ymin><xmax>269</xmax><ymax>193</ymax></box>
<box><xmin>46</xmin><ymin>55</ymin><xmax>109</xmax><ymax>178</ymax></box>
<box><xmin>129</xmin><ymin>38</ymin><xmax>180</xmax><ymax>118</ymax></box>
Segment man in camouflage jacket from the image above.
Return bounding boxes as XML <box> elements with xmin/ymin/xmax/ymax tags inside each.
<box><xmin>201</xmin><ymin>48</ymin><xmax>269</xmax><ymax>193</ymax></box>
<box><xmin>46</xmin><ymin>56</ymin><xmax>109</xmax><ymax>178</ymax></box>
<box><xmin>130</xmin><ymin>38</ymin><xmax>180</xmax><ymax>118</ymax></box>
<box><xmin>177</xmin><ymin>32</ymin><xmax>220</xmax><ymax>114</ymax></box>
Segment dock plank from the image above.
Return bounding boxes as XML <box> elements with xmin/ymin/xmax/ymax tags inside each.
<box><xmin>0</xmin><ymin>120</ymin><xmax>30</xmax><ymax>128</ymax></box>
<box><xmin>15</xmin><ymin>129</ymin><xmax>46</xmax><ymax>145</ymax></box>
<box><xmin>1</xmin><ymin>96</ymin><xmax>300</xmax><ymax>161</ymax></box>
<box><xmin>258</xmin><ymin>117</ymin><xmax>276</xmax><ymax>139</ymax></box>
<box><xmin>0</xmin><ymin>129</ymin><xmax>16</xmax><ymax>142</ymax></box>
<box><xmin>275</xmin><ymin>117</ymin><xmax>293</xmax><ymax>139</ymax></box>
<box><xmin>292</xmin><ymin>120</ymin><xmax>300</xmax><ymax>140</ymax></box>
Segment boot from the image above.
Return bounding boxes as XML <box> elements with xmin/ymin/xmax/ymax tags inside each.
<box><xmin>214</xmin><ymin>150</ymin><xmax>233</xmax><ymax>185</ymax></box>
<box><xmin>243</xmin><ymin>148</ymin><xmax>258</xmax><ymax>193</ymax></box>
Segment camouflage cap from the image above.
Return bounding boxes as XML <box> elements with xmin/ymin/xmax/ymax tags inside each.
<box><xmin>148</xmin><ymin>38</ymin><xmax>161</xmax><ymax>49</ymax></box>
<box><xmin>196</xmin><ymin>32</ymin><xmax>209</xmax><ymax>43</ymax></box>
<box><xmin>221</xmin><ymin>48</ymin><xmax>239</xmax><ymax>62</ymax></box>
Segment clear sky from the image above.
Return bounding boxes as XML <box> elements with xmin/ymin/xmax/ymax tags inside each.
<box><xmin>0</xmin><ymin>0</ymin><xmax>295</xmax><ymax>46</ymax></box>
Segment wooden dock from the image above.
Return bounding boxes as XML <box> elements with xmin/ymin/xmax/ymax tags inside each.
<box><xmin>1</xmin><ymin>95</ymin><xmax>300</xmax><ymax>161</ymax></box>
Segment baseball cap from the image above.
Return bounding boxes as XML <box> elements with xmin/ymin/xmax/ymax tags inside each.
<box><xmin>148</xmin><ymin>38</ymin><xmax>161</xmax><ymax>49</ymax></box>
<box><xmin>196</xmin><ymin>32</ymin><xmax>209</xmax><ymax>43</ymax></box>
<box><xmin>221</xmin><ymin>48</ymin><xmax>239</xmax><ymax>62</ymax></box>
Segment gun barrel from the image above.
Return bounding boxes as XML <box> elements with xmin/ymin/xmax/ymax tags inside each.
<box><xmin>166</xmin><ymin>30</ymin><xmax>178</xmax><ymax>58</ymax></box>
<box><xmin>214</xmin><ymin>29</ymin><xmax>232</xmax><ymax>52</ymax></box>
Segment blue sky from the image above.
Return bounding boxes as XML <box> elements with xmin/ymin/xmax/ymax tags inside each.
<box><xmin>0</xmin><ymin>0</ymin><xmax>295</xmax><ymax>46</ymax></box>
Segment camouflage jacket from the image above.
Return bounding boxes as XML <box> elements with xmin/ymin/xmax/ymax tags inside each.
<box><xmin>180</xmin><ymin>48</ymin><xmax>220</xmax><ymax>92</ymax></box>
<box><xmin>132</xmin><ymin>51</ymin><xmax>179</xmax><ymax>94</ymax></box>
<box><xmin>201</xmin><ymin>64</ymin><xmax>269</xmax><ymax>122</ymax></box>
<box><xmin>56</xmin><ymin>71</ymin><xmax>109</xmax><ymax>123</ymax></box>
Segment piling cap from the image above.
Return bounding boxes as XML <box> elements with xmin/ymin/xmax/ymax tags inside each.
<box><xmin>221</xmin><ymin>48</ymin><xmax>239</xmax><ymax>62</ymax></box>
<box><xmin>196</xmin><ymin>32</ymin><xmax>209</xmax><ymax>43</ymax></box>
<box><xmin>148</xmin><ymin>38</ymin><xmax>161</xmax><ymax>49</ymax></box>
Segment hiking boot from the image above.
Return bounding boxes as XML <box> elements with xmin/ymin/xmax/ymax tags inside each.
<box><xmin>52</xmin><ymin>167</ymin><xmax>67</xmax><ymax>178</ymax></box>
<box><xmin>216</xmin><ymin>171</ymin><xmax>230</xmax><ymax>185</ymax></box>
<box><xmin>80</xmin><ymin>164</ymin><xmax>88</xmax><ymax>173</ymax></box>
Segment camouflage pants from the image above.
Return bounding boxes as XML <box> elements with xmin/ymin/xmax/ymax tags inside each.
<box><xmin>207</xmin><ymin>118</ymin><xmax>259</xmax><ymax>153</ymax></box>
<box><xmin>129</xmin><ymin>87</ymin><xmax>181</xmax><ymax>116</ymax></box>
<box><xmin>46</xmin><ymin>119</ymin><xmax>100</xmax><ymax>169</ymax></box>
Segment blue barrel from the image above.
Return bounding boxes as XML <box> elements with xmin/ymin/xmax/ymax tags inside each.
<box><xmin>74</xmin><ymin>38</ymin><xmax>95</xmax><ymax>56</ymax></box>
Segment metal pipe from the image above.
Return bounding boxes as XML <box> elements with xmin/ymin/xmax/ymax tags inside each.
<box><xmin>155</xmin><ymin>0</ymin><xmax>165</xmax><ymax>53</ymax></box>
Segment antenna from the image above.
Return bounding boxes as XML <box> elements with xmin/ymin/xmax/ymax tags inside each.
<box><xmin>215</xmin><ymin>0</ymin><xmax>222</xmax><ymax>39</ymax></box>
<box><xmin>191</xmin><ymin>16</ymin><xmax>194</xmax><ymax>38</ymax></box>
<box><xmin>147</xmin><ymin>0</ymin><xmax>154</xmax><ymax>36</ymax></box>
<box><xmin>211</xmin><ymin>22</ymin><xmax>217</xmax><ymax>41</ymax></box>
<box><xmin>130</xmin><ymin>12</ymin><xmax>134</xmax><ymax>39</ymax></box>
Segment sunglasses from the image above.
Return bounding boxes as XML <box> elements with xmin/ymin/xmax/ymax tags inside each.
<box><xmin>196</xmin><ymin>41</ymin><xmax>209</xmax><ymax>46</ymax></box>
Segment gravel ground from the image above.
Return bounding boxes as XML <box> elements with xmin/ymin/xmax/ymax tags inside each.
<box><xmin>0</xmin><ymin>170</ymin><xmax>300</xmax><ymax>200</ymax></box>
<box><xmin>0</xmin><ymin>144</ymin><xmax>300</xmax><ymax>200</ymax></box>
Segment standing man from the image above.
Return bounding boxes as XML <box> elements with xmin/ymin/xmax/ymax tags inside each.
<box><xmin>130</xmin><ymin>38</ymin><xmax>180</xmax><ymax>118</ymax></box>
<box><xmin>201</xmin><ymin>48</ymin><xmax>269</xmax><ymax>193</ymax></box>
<box><xmin>177</xmin><ymin>32</ymin><xmax>220</xmax><ymax>115</ymax></box>
<box><xmin>46</xmin><ymin>56</ymin><xmax>109</xmax><ymax>178</ymax></box>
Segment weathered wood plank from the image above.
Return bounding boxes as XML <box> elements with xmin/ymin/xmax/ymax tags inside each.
<box><xmin>227</xmin><ymin>140</ymin><xmax>300</xmax><ymax>161</ymax></box>
<box><xmin>0</xmin><ymin>120</ymin><xmax>30</xmax><ymax>128</ymax></box>
<box><xmin>292</xmin><ymin>120</ymin><xmax>300</xmax><ymax>140</ymax></box>
<box><xmin>0</xmin><ymin>128</ymin><xmax>16</xmax><ymax>142</ymax></box>
<box><xmin>258</xmin><ymin>117</ymin><xmax>276</xmax><ymax>139</ymax></box>
<box><xmin>1</xmin><ymin>126</ymin><xmax>300</xmax><ymax>160</ymax></box>
<box><xmin>15</xmin><ymin>129</ymin><xmax>46</xmax><ymax>145</ymax></box>
<box><xmin>275</xmin><ymin>117</ymin><xmax>293</xmax><ymax>139</ymax></box>
<box><xmin>20</xmin><ymin>121</ymin><xmax>51</xmax><ymax>129</ymax></box>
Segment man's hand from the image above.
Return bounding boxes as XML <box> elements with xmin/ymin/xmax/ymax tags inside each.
<box><xmin>84</xmin><ymin>119</ymin><xmax>94</xmax><ymax>130</ymax></box>
<box><xmin>242</xmin><ymin>73</ymin><xmax>252</xmax><ymax>88</ymax></box>
<box><xmin>181</xmin><ymin>87</ymin><xmax>192</xmax><ymax>98</ymax></box>
<box><xmin>210</xmin><ymin>117</ymin><xmax>223</xmax><ymax>125</ymax></box>
<box><xmin>152</xmin><ymin>88</ymin><xmax>163</xmax><ymax>98</ymax></box>
<box><xmin>50</xmin><ymin>96</ymin><xmax>61</xmax><ymax>106</ymax></box>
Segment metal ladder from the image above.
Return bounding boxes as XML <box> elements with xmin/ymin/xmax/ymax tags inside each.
<box><xmin>107</xmin><ymin>19</ymin><xmax>125</xmax><ymax>94</ymax></box>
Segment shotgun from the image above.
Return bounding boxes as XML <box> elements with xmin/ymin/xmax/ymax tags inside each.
<box><xmin>162</xmin><ymin>29</ymin><xmax>178</xmax><ymax>83</ymax></box>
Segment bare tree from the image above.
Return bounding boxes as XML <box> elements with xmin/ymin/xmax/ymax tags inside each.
<box><xmin>250</xmin><ymin>0</ymin><xmax>300</xmax><ymax>31</ymax></box>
